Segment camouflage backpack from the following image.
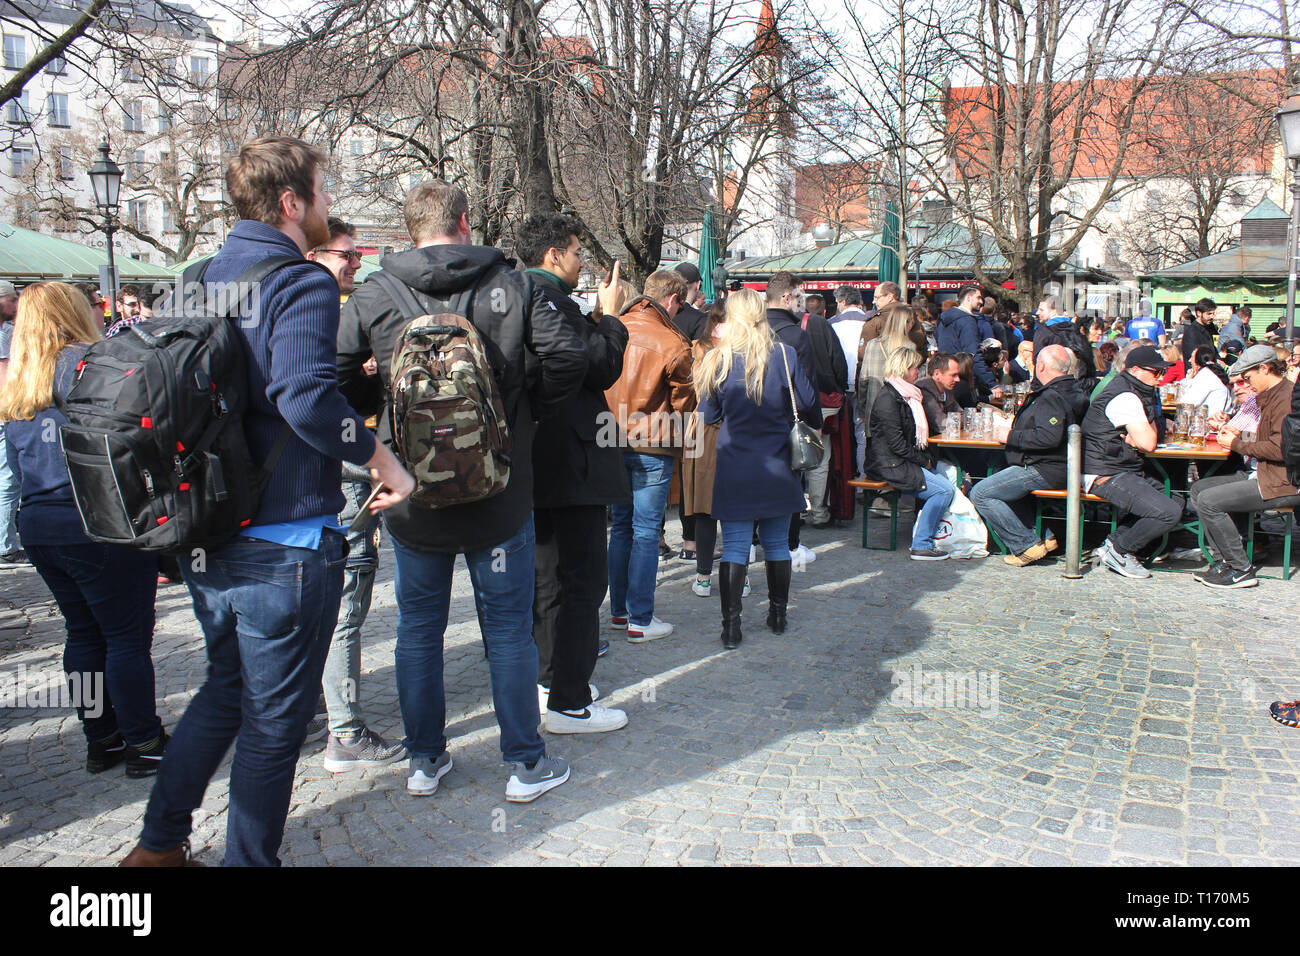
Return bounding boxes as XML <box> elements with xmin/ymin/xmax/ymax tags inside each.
<box><xmin>375</xmin><ymin>272</ymin><xmax>512</xmax><ymax>509</ymax></box>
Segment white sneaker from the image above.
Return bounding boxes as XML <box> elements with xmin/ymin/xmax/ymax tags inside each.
<box><xmin>692</xmin><ymin>577</ymin><xmax>711</xmax><ymax>597</ymax></box>
<box><xmin>792</xmin><ymin>543</ymin><xmax>817</xmax><ymax>564</ymax></box>
<box><xmin>538</xmin><ymin>682</ymin><xmax>599</xmax><ymax>715</ymax></box>
<box><xmin>743</xmin><ymin>576</ymin><xmax>751</xmax><ymax>597</ymax></box>
<box><xmin>626</xmin><ymin>616</ymin><xmax>673</xmax><ymax>643</ymax></box>
<box><xmin>544</xmin><ymin>703</ymin><xmax>629</xmax><ymax>734</ymax></box>
<box><xmin>406</xmin><ymin>752</ymin><xmax>453</xmax><ymax>797</ymax></box>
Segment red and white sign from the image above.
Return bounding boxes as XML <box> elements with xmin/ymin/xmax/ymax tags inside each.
<box><xmin>742</xmin><ymin>278</ymin><xmax>971</xmax><ymax>292</ymax></box>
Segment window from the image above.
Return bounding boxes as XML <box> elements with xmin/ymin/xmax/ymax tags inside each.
<box><xmin>58</xmin><ymin>145</ymin><xmax>74</xmax><ymax>181</ymax></box>
<box><xmin>48</xmin><ymin>92</ymin><xmax>69</xmax><ymax>127</ymax></box>
<box><xmin>160</xmin><ymin>57</ymin><xmax>178</xmax><ymax>84</ymax></box>
<box><xmin>161</xmin><ymin>206</ymin><xmax>175</xmax><ymax>233</ymax></box>
<box><xmin>130</xmin><ymin>150</ymin><xmax>145</xmax><ymax>180</ymax></box>
<box><xmin>46</xmin><ymin>54</ymin><xmax>66</xmax><ymax>75</ymax></box>
<box><xmin>7</xmin><ymin>90</ymin><xmax>30</xmax><ymax>123</ymax></box>
<box><xmin>121</xmin><ymin>57</ymin><xmax>141</xmax><ymax>82</ymax></box>
<box><xmin>189</xmin><ymin>56</ymin><xmax>211</xmax><ymax>86</ymax></box>
<box><xmin>350</xmin><ymin>138</ymin><xmax>364</xmax><ymax>156</ymax></box>
<box><xmin>124</xmin><ymin>99</ymin><xmax>144</xmax><ymax>133</ymax></box>
<box><xmin>126</xmin><ymin>199</ymin><xmax>147</xmax><ymax>230</ymax></box>
<box><xmin>3</xmin><ymin>35</ymin><xmax>25</xmax><ymax>70</ymax></box>
<box><xmin>11</xmin><ymin>145</ymin><xmax>34</xmax><ymax>175</ymax></box>
<box><xmin>157</xmin><ymin>102</ymin><xmax>173</xmax><ymax>132</ymax></box>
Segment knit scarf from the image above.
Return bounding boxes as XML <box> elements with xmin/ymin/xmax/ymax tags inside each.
<box><xmin>888</xmin><ymin>377</ymin><xmax>929</xmax><ymax>448</ymax></box>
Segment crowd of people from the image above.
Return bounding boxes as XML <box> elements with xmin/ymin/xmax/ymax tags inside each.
<box><xmin>1</xmin><ymin>135</ymin><xmax>1299</xmax><ymax>866</ymax></box>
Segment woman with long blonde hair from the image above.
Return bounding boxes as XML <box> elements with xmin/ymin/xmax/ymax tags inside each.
<box><xmin>856</xmin><ymin>303</ymin><xmax>921</xmax><ymax>433</ymax></box>
<box><xmin>0</xmin><ymin>282</ymin><xmax>165</xmax><ymax>776</ymax></box>
<box><xmin>694</xmin><ymin>288</ymin><xmax>819</xmax><ymax>649</ymax></box>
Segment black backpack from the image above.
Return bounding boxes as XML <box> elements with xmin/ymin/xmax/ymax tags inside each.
<box><xmin>58</xmin><ymin>256</ymin><xmax>328</xmax><ymax>554</ymax></box>
<box><xmin>1284</xmin><ymin>396</ymin><xmax>1300</xmax><ymax>487</ymax></box>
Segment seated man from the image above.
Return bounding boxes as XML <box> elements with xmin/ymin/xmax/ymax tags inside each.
<box><xmin>917</xmin><ymin>352</ymin><xmax>962</xmax><ymax>434</ymax></box>
<box><xmin>1190</xmin><ymin>345</ymin><xmax>1300</xmax><ymax>589</ymax></box>
<box><xmin>971</xmin><ymin>345</ymin><xmax>1088</xmax><ymax>566</ymax></box>
<box><xmin>1082</xmin><ymin>344</ymin><xmax>1183</xmax><ymax>579</ymax></box>
<box><xmin>1005</xmin><ymin>339</ymin><xmax>1034</xmax><ymax>385</ymax></box>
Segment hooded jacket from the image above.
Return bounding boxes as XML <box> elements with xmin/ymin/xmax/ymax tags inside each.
<box><xmin>337</xmin><ymin>244</ymin><xmax>587</xmax><ymax>553</ymax></box>
<box><xmin>937</xmin><ymin>306</ymin><xmax>997</xmax><ymax>390</ymax></box>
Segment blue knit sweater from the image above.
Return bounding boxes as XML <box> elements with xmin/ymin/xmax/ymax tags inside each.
<box><xmin>205</xmin><ymin>221</ymin><xmax>375</xmax><ymax>525</ymax></box>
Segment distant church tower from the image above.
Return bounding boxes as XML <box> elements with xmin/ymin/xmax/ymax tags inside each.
<box><xmin>729</xmin><ymin>0</ymin><xmax>799</xmax><ymax>258</ymax></box>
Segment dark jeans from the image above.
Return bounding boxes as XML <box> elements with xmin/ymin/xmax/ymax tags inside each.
<box><xmin>391</xmin><ymin>517</ymin><xmax>544</xmax><ymax>765</ymax></box>
<box><xmin>693</xmin><ymin>515</ymin><xmax>717</xmax><ymax>576</ymax></box>
<box><xmin>534</xmin><ymin>505</ymin><xmax>606</xmax><ymax>712</ymax></box>
<box><xmin>1093</xmin><ymin>472</ymin><xmax>1183</xmax><ymax>554</ymax></box>
<box><xmin>26</xmin><ymin>541</ymin><xmax>161</xmax><ymax>746</ymax></box>
<box><xmin>679</xmin><ymin>504</ymin><xmax>695</xmax><ymax>544</ymax></box>
<box><xmin>1190</xmin><ymin>472</ymin><xmax>1300</xmax><ymax>571</ymax></box>
<box><xmin>141</xmin><ymin>529</ymin><xmax>347</xmax><ymax>867</ymax></box>
<box><xmin>970</xmin><ymin>465</ymin><xmax>1052</xmax><ymax>555</ymax></box>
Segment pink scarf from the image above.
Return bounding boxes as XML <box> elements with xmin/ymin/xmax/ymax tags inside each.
<box><xmin>888</xmin><ymin>377</ymin><xmax>929</xmax><ymax>448</ymax></box>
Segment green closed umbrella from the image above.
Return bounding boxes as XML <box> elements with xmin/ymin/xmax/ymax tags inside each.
<box><xmin>698</xmin><ymin>209</ymin><xmax>720</xmax><ymax>301</ymax></box>
<box><xmin>878</xmin><ymin>201</ymin><xmax>900</xmax><ymax>287</ymax></box>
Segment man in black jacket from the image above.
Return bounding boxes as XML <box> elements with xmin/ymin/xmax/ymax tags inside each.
<box><xmin>337</xmin><ymin>181</ymin><xmax>588</xmax><ymax>804</ymax></box>
<box><xmin>516</xmin><ymin>213</ymin><xmax>631</xmax><ymax>735</ymax></box>
<box><xmin>671</xmin><ymin>262</ymin><xmax>707</xmax><ymax>342</ymax></box>
<box><xmin>971</xmin><ymin>345</ymin><xmax>1088</xmax><ymax>566</ymax></box>
<box><xmin>765</xmin><ymin>272</ymin><xmax>826</xmax><ymax>555</ymax></box>
<box><xmin>1181</xmin><ymin>296</ymin><xmax>1218</xmax><ymax>365</ymax></box>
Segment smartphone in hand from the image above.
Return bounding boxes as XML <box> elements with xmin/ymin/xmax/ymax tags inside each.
<box><xmin>348</xmin><ymin>484</ymin><xmax>387</xmax><ymax>533</ymax></box>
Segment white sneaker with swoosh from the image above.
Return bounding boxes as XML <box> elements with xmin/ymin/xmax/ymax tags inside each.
<box><xmin>505</xmin><ymin>755</ymin><xmax>571</xmax><ymax>802</ymax></box>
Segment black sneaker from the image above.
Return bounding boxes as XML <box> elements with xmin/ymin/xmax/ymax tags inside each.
<box><xmin>87</xmin><ymin>731</ymin><xmax>127</xmax><ymax>774</ymax></box>
<box><xmin>909</xmin><ymin>548</ymin><xmax>949</xmax><ymax>561</ymax></box>
<box><xmin>1198</xmin><ymin>563</ymin><xmax>1259</xmax><ymax>589</ymax></box>
<box><xmin>0</xmin><ymin>549</ymin><xmax>29</xmax><ymax>569</ymax></box>
<box><xmin>125</xmin><ymin>730</ymin><xmax>168</xmax><ymax>779</ymax></box>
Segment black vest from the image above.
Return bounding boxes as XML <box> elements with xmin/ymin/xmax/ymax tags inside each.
<box><xmin>1082</xmin><ymin>371</ymin><xmax>1161</xmax><ymax>475</ymax></box>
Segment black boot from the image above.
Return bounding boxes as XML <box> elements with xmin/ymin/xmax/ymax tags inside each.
<box><xmin>765</xmin><ymin>559</ymin><xmax>791</xmax><ymax>633</ymax></box>
<box><xmin>718</xmin><ymin>561</ymin><xmax>745</xmax><ymax>649</ymax></box>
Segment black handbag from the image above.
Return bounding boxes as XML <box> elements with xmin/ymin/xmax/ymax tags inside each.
<box><xmin>779</xmin><ymin>344</ymin><xmax>824</xmax><ymax>472</ymax></box>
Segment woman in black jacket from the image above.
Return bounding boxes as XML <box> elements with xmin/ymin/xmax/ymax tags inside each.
<box><xmin>866</xmin><ymin>345</ymin><xmax>957</xmax><ymax>560</ymax></box>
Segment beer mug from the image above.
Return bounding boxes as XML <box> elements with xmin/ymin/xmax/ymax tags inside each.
<box><xmin>944</xmin><ymin>412</ymin><xmax>961</xmax><ymax>439</ymax></box>
<box><xmin>1189</xmin><ymin>407</ymin><xmax>1208</xmax><ymax>447</ymax></box>
<box><xmin>1174</xmin><ymin>405</ymin><xmax>1192</xmax><ymax>442</ymax></box>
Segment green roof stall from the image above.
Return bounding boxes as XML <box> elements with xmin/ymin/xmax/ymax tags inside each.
<box><xmin>0</xmin><ymin>221</ymin><xmax>175</xmax><ymax>286</ymax></box>
<box><xmin>1144</xmin><ymin>198</ymin><xmax>1293</xmax><ymax>334</ymax></box>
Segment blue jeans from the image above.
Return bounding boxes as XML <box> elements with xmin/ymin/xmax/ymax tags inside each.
<box><xmin>970</xmin><ymin>465</ymin><xmax>1051</xmax><ymax>555</ymax></box>
<box><xmin>720</xmin><ymin>516</ymin><xmax>790</xmax><ymax>563</ymax></box>
<box><xmin>322</xmin><ymin>471</ymin><xmax>380</xmax><ymax>738</ymax></box>
<box><xmin>391</xmin><ymin>516</ymin><xmax>544</xmax><ymax>765</ymax></box>
<box><xmin>0</xmin><ymin>428</ymin><xmax>17</xmax><ymax>553</ymax></box>
<box><xmin>608</xmin><ymin>452</ymin><xmax>674</xmax><ymax>626</ymax></box>
<box><xmin>912</xmin><ymin>468</ymin><xmax>956</xmax><ymax>550</ymax></box>
<box><xmin>141</xmin><ymin>529</ymin><xmax>347</xmax><ymax>867</ymax></box>
<box><xmin>25</xmin><ymin>541</ymin><xmax>161</xmax><ymax>745</ymax></box>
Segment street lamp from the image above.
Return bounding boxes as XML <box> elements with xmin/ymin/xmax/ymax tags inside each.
<box><xmin>906</xmin><ymin>223</ymin><xmax>931</xmax><ymax>302</ymax></box>
<box><xmin>1275</xmin><ymin>90</ymin><xmax>1300</xmax><ymax>347</ymax></box>
<box><xmin>88</xmin><ymin>141</ymin><xmax>123</xmax><ymax>323</ymax></box>
<box><xmin>812</xmin><ymin>222</ymin><xmax>834</xmax><ymax>247</ymax></box>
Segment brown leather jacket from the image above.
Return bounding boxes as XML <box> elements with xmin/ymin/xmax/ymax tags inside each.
<box><xmin>1230</xmin><ymin>376</ymin><xmax>1298</xmax><ymax>500</ymax></box>
<box><xmin>603</xmin><ymin>297</ymin><xmax>696</xmax><ymax>456</ymax></box>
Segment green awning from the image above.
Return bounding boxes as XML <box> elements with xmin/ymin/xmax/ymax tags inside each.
<box><xmin>0</xmin><ymin>222</ymin><xmax>175</xmax><ymax>284</ymax></box>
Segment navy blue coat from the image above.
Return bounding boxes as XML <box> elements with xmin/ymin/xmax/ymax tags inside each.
<box><xmin>697</xmin><ymin>343</ymin><xmax>818</xmax><ymax>521</ymax></box>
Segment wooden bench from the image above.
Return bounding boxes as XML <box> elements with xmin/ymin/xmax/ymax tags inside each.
<box><xmin>1248</xmin><ymin>507</ymin><xmax>1295</xmax><ymax>581</ymax></box>
<box><xmin>849</xmin><ymin>478</ymin><xmax>902</xmax><ymax>551</ymax></box>
<box><xmin>1029</xmin><ymin>488</ymin><xmax>1117</xmax><ymax>565</ymax></box>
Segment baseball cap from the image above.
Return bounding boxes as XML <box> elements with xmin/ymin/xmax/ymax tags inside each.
<box><xmin>1126</xmin><ymin>345</ymin><xmax>1170</xmax><ymax>372</ymax></box>
<box><xmin>1228</xmin><ymin>343</ymin><xmax>1277</xmax><ymax>377</ymax></box>
<box><xmin>0</xmin><ymin>280</ymin><xmax>15</xmax><ymax>297</ymax></box>
<box><xmin>673</xmin><ymin>262</ymin><xmax>701</xmax><ymax>284</ymax></box>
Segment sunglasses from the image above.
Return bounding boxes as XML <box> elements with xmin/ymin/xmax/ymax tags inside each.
<box><xmin>315</xmin><ymin>249</ymin><xmax>362</xmax><ymax>264</ymax></box>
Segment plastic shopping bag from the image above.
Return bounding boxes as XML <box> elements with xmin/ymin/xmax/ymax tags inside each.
<box><xmin>933</xmin><ymin>461</ymin><xmax>989</xmax><ymax>558</ymax></box>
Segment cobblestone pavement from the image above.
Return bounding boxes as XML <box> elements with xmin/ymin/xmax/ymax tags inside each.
<box><xmin>2</xmin><ymin>519</ymin><xmax>1299</xmax><ymax>866</ymax></box>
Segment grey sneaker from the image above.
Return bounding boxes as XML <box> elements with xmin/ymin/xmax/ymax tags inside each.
<box><xmin>406</xmin><ymin>751</ymin><xmax>453</xmax><ymax>797</ymax></box>
<box><xmin>323</xmin><ymin>728</ymin><xmax>407</xmax><ymax>773</ymax></box>
<box><xmin>1097</xmin><ymin>539</ymin><xmax>1150</xmax><ymax>579</ymax></box>
<box><xmin>302</xmin><ymin>716</ymin><xmax>328</xmax><ymax>746</ymax></box>
<box><xmin>0</xmin><ymin>549</ymin><xmax>29</xmax><ymax>569</ymax></box>
<box><xmin>505</xmin><ymin>754</ymin><xmax>570</xmax><ymax>803</ymax></box>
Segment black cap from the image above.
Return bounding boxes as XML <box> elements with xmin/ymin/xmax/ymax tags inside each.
<box><xmin>1126</xmin><ymin>344</ymin><xmax>1170</xmax><ymax>372</ymax></box>
<box><xmin>673</xmin><ymin>262</ymin><xmax>701</xmax><ymax>284</ymax></box>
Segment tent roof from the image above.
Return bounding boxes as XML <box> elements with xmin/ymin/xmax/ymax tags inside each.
<box><xmin>0</xmin><ymin>222</ymin><xmax>175</xmax><ymax>284</ymax></box>
<box><xmin>1146</xmin><ymin>244</ymin><xmax>1286</xmax><ymax>281</ymax></box>
<box><xmin>1240</xmin><ymin>197</ymin><xmax>1288</xmax><ymax>221</ymax></box>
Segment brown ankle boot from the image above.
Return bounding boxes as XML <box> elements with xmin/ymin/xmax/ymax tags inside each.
<box><xmin>120</xmin><ymin>841</ymin><xmax>203</xmax><ymax>867</ymax></box>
